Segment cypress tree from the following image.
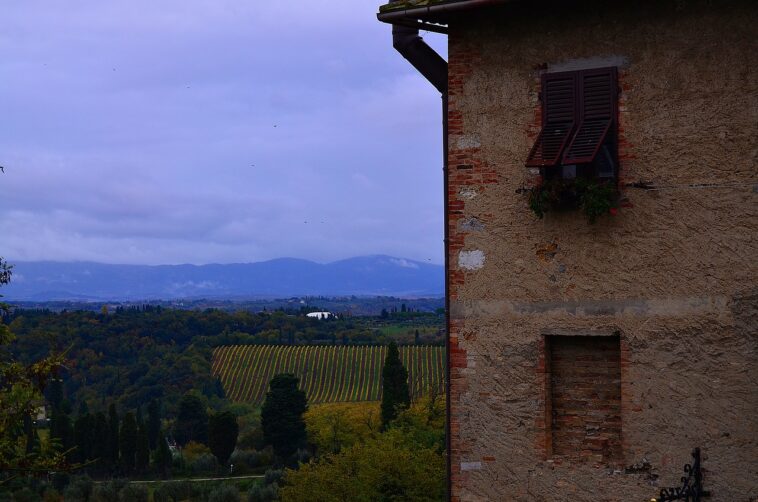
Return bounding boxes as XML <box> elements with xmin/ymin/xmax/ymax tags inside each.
<box><xmin>108</xmin><ymin>404</ymin><xmax>120</xmax><ymax>466</ymax></box>
<box><xmin>91</xmin><ymin>412</ymin><xmax>109</xmax><ymax>469</ymax></box>
<box><xmin>153</xmin><ymin>430</ymin><xmax>172</xmax><ymax>478</ymax></box>
<box><xmin>136</xmin><ymin>422</ymin><xmax>150</xmax><ymax>471</ymax></box>
<box><xmin>73</xmin><ymin>402</ymin><xmax>92</xmax><ymax>463</ymax></box>
<box><xmin>146</xmin><ymin>399</ymin><xmax>161</xmax><ymax>450</ymax></box>
<box><xmin>261</xmin><ymin>373</ymin><xmax>307</xmax><ymax>460</ymax></box>
<box><xmin>380</xmin><ymin>341</ymin><xmax>410</xmax><ymax>429</ymax></box>
<box><xmin>119</xmin><ymin>411</ymin><xmax>138</xmax><ymax>472</ymax></box>
<box><xmin>174</xmin><ymin>394</ymin><xmax>208</xmax><ymax>446</ymax></box>
<box><xmin>208</xmin><ymin>411</ymin><xmax>239</xmax><ymax>466</ymax></box>
<box><xmin>50</xmin><ymin>407</ymin><xmax>74</xmax><ymax>457</ymax></box>
<box><xmin>48</xmin><ymin>378</ymin><xmax>64</xmax><ymax>410</ymax></box>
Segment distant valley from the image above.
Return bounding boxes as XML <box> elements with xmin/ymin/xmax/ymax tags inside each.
<box><xmin>3</xmin><ymin>255</ymin><xmax>444</xmax><ymax>301</ymax></box>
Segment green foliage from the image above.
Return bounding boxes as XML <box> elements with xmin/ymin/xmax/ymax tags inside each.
<box><xmin>174</xmin><ymin>394</ymin><xmax>208</xmax><ymax>446</ymax></box>
<box><xmin>261</xmin><ymin>374</ymin><xmax>307</xmax><ymax>459</ymax></box>
<box><xmin>578</xmin><ymin>179</ymin><xmax>618</xmax><ymax>223</ymax></box>
<box><xmin>49</xmin><ymin>406</ymin><xmax>74</xmax><ymax>457</ymax></box>
<box><xmin>90</xmin><ymin>479</ymin><xmax>127</xmax><ymax>502</ymax></box>
<box><xmin>305</xmin><ymin>402</ymin><xmax>379</xmax><ymax>455</ymax></box>
<box><xmin>135</xmin><ymin>422</ymin><xmax>149</xmax><ymax>471</ymax></box>
<box><xmin>117</xmin><ymin>483</ymin><xmax>148</xmax><ymax>502</ymax></box>
<box><xmin>73</xmin><ymin>408</ymin><xmax>93</xmax><ymax>464</ymax></box>
<box><xmin>107</xmin><ymin>404</ymin><xmax>119</xmax><ymax>467</ymax></box>
<box><xmin>279</xmin><ymin>430</ymin><xmax>444</xmax><ymax>502</ymax></box>
<box><xmin>153</xmin><ymin>480</ymin><xmax>198</xmax><ymax>502</ymax></box>
<box><xmin>119</xmin><ymin>412</ymin><xmax>137</xmax><ymax>471</ymax></box>
<box><xmin>527</xmin><ymin>177</ymin><xmax>618</xmax><ymax>223</ymax></box>
<box><xmin>146</xmin><ymin>399</ymin><xmax>161</xmax><ymax>450</ymax></box>
<box><xmin>62</xmin><ymin>475</ymin><xmax>93</xmax><ymax>502</ymax></box>
<box><xmin>208</xmin><ymin>410</ymin><xmax>239</xmax><ymax>466</ymax></box>
<box><xmin>381</xmin><ymin>341</ymin><xmax>410</xmax><ymax>429</ymax></box>
<box><xmin>6</xmin><ymin>303</ymin><xmax>442</xmax><ymax>423</ymax></box>
<box><xmin>90</xmin><ymin>412</ymin><xmax>109</xmax><ymax>469</ymax></box>
<box><xmin>247</xmin><ymin>482</ymin><xmax>278</xmax><ymax>502</ymax></box>
<box><xmin>152</xmin><ymin>431</ymin><xmax>172</xmax><ymax>478</ymax></box>
<box><xmin>207</xmin><ymin>484</ymin><xmax>240</xmax><ymax>502</ymax></box>
<box><xmin>281</xmin><ymin>396</ymin><xmax>445</xmax><ymax>502</ymax></box>
<box><xmin>0</xmin><ymin>257</ymin><xmax>69</xmax><ymax>481</ymax></box>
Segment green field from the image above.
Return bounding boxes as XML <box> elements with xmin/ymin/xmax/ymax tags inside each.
<box><xmin>212</xmin><ymin>345</ymin><xmax>445</xmax><ymax>405</ymax></box>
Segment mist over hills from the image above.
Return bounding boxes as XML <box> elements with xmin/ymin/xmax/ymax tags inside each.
<box><xmin>3</xmin><ymin>256</ymin><xmax>444</xmax><ymax>301</ymax></box>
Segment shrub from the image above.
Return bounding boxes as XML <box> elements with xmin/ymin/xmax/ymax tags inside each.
<box><xmin>237</xmin><ymin>427</ymin><xmax>265</xmax><ymax>451</ymax></box>
<box><xmin>247</xmin><ymin>483</ymin><xmax>278</xmax><ymax>502</ymax></box>
<box><xmin>118</xmin><ymin>484</ymin><xmax>148</xmax><ymax>502</ymax></box>
<box><xmin>207</xmin><ymin>484</ymin><xmax>240</xmax><ymax>502</ymax></box>
<box><xmin>264</xmin><ymin>468</ymin><xmax>283</xmax><ymax>486</ymax></box>
<box><xmin>90</xmin><ymin>479</ymin><xmax>127</xmax><ymax>502</ymax></box>
<box><xmin>153</xmin><ymin>481</ymin><xmax>198</xmax><ymax>502</ymax></box>
<box><xmin>189</xmin><ymin>452</ymin><xmax>218</xmax><ymax>475</ymax></box>
<box><xmin>63</xmin><ymin>476</ymin><xmax>93</xmax><ymax>502</ymax></box>
<box><xmin>11</xmin><ymin>488</ymin><xmax>39</xmax><ymax>502</ymax></box>
<box><xmin>182</xmin><ymin>441</ymin><xmax>212</xmax><ymax>463</ymax></box>
<box><xmin>41</xmin><ymin>489</ymin><xmax>60</xmax><ymax>502</ymax></box>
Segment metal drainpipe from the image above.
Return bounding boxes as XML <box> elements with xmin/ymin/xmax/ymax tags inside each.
<box><xmin>442</xmin><ymin>89</ymin><xmax>451</xmax><ymax>502</ymax></box>
<box><xmin>392</xmin><ymin>25</ymin><xmax>448</xmax><ymax>94</ymax></box>
<box><xmin>390</xmin><ymin>24</ymin><xmax>451</xmax><ymax>501</ymax></box>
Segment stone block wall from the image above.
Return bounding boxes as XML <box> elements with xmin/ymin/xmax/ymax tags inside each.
<box><xmin>445</xmin><ymin>1</ymin><xmax>758</xmax><ymax>500</ymax></box>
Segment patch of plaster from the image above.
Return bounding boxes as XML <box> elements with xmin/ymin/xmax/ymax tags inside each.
<box><xmin>459</xmin><ymin>250</ymin><xmax>485</xmax><ymax>270</ymax></box>
<box><xmin>456</xmin><ymin>135</ymin><xmax>481</xmax><ymax>149</ymax></box>
<box><xmin>461</xmin><ymin>461</ymin><xmax>482</xmax><ymax>471</ymax></box>
<box><xmin>459</xmin><ymin>187</ymin><xmax>479</xmax><ymax>200</ymax></box>
<box><xmin>460</xmin><ymin>217</ymin><xmax>485</xmax><ymax>232</ymax></box>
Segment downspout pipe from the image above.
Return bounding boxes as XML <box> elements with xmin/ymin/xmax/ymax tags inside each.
<box><xmin>392</xmin><ymin>25</ymin><xmax>448</xmax><ymax>94</ymax></box>
<box><xmin>389</xmin><ymin>23</ymin><xmax>451</xmax><ymax>501</ymax></box>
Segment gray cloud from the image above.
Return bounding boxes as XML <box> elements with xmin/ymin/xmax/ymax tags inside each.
<box><xmin>0</xmin><ymin>0</ymin><xmax>446</xmax><ymax>265</ymax></box>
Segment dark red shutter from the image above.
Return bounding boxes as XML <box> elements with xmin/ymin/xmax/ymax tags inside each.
<box><xmin>562</xmin><ymin>67</ymin><xmax>617</xmax><ymax>164</ymax></box>
<box><xmin>525</xmin><ymin>72</ymin><xmax>577</xmax><ymax>167</ymax></box>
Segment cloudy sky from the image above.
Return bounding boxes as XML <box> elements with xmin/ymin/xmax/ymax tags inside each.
<box><xmin>0</xmin><ymin>1</ymin><xmax>446</xmax><ymax>265</ymax></box>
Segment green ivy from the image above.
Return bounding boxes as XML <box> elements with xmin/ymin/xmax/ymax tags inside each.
<box><xmin>527</xmin><ymin>177</ymin><xmax>618</xmax><ymax>223</ymax></box>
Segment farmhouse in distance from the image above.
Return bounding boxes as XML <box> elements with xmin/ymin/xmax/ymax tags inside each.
<box><xmin>377</xmin><ymin>0</ymin><xmax>757</xmax><ymax>500</ymax></box>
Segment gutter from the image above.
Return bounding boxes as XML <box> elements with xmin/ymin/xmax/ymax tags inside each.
<box><xmin>377</xmin><ymin>0</ymin><xmax>509</xmax><ymax>24</ymax></box>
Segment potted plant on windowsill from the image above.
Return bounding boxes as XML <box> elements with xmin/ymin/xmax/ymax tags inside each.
<box><xmin>528</xmin><ymin>177</ymin><xmax>619</xmax><ymax>223</ymax></box>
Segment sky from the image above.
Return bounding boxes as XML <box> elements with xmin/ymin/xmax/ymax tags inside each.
<box><xmin>0</xmin><ymin>1</ymin><xmax>447</xmax><ymax>266</ymax></box>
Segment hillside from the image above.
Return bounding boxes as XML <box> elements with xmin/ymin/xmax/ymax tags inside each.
<box><xmin>212</xmin><ymin>345</ymin><xmax>445</xmax><ymax>405</ymax></box>
<box><xmin>3</xmin><ymin>255</ymin><xmax>444</xmax><ymax>301</ymax></box>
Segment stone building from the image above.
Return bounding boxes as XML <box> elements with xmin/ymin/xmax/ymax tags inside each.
<box><xmin>377</xmin><ymin>0</ymin><xmax>757</xmax><ymax>500</ymax></box>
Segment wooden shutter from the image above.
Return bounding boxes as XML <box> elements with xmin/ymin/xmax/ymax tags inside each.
<box><xmin>562</xmin><ymin>67</ymin><xmax>617</xmax><ymax>165</ymax></box>
<box><xmin>526</xmin><ymin>72</ymin><xmax>578</xmax><ymax>167</ymax></box>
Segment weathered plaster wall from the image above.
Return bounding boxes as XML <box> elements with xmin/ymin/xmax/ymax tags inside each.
<box><xmin>446</xmin><ymin>1</ymin><xmax>758</xmax><ymax>500</ymax></box>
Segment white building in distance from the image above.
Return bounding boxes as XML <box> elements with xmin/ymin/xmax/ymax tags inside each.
<box><xmin>306</xmin><ymin>311</ymin><xmax>333</xmax><ymax>320</ymax></box>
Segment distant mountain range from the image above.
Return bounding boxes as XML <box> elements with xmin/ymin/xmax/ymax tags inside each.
<box><xmin>2</xmin><ymin>256</ymin><xmax>444</xmax><ymax>301</ymax></box>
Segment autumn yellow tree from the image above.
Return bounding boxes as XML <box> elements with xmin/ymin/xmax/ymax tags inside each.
<box><xmin>0</xmin><ymin>258</ymin><xmax>69</xmax><ymax>484</ymax></box>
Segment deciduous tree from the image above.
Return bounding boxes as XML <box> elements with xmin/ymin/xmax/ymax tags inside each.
<box><xmin>0</xmin><ymin>257</ymin><xmax>69</xmax><ymax>481</ymax></box>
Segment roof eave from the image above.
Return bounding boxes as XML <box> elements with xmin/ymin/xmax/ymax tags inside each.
<box><xmin>377</xmin><ymin>0</ymin><xmax>511</xmax><ymax>25</ymax></box>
